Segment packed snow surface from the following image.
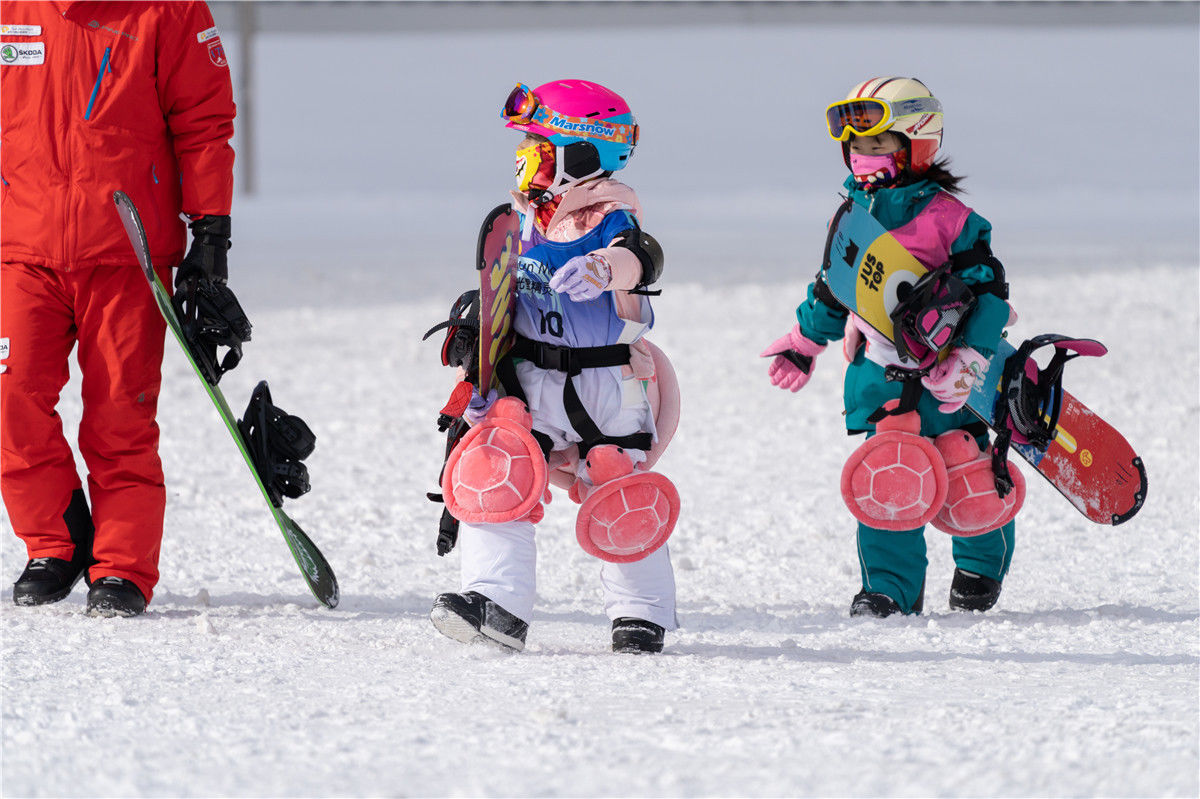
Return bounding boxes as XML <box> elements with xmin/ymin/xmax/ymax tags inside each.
<box><xmin>3</xmin><ymin>13</ymin><xmax>1198</xmax><ymax>798</ymax></box>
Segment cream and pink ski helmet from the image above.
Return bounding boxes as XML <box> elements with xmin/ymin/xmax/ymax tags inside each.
<box><xmin>826</xmin><ymin>77</ymin><xmax>944</xmax><ymax>174</ymax></box>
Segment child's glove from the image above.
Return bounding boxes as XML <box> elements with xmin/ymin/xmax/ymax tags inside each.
<box><xmin>921</xmin><ymin>346</ymin><xmax>988</xmax><ymax>413</ymax></box>
<box><xmin>549</xmin><ymin>253</ymin><xmax>612</xmax><ymax>302</ymax></box>
<box><xmin>463</xmin><ymin>387</ymin><xmax>498</xmax><ymax>425</ymax></box>
<box><xmin>761</xmin><ymin>324</ymin><xmax>826</xmax><ymax>392</ymax></box>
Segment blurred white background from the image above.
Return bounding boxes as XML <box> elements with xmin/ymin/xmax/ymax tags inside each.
<box><xmin>209</xmin><ymin>1</ymin><xmax>1199</xmax><ymax>308</ymax></box>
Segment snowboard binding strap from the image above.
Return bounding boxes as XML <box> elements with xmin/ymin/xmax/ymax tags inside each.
<box><xmin>889</xmin><ymin>261</ymin><xmax>977</xmax><ymax>369</ymax></box>
<box><xmin>421</xmin><ymin>289</ymin><xmax>481</xmax><ymax>377</ymax></box>
<box><xmin>238</xmin><ymin>381</ymin><xmax>316</xmax><ymax>508</ymax></box>
<box><xmin>173</xmin><ymin>277</ymin><xmax>252</xmax><ymax>386</ymax></box>
<box><xmin>990</xmin><ymin>334</ymin><xmax>1107</xmax><ymax>495</ymax></box>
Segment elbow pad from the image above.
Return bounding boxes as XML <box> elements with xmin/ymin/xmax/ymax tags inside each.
<box><xmin>612</xmin><ymin>227</ymin><xmax>664</xmax><ymax>288</ymax></box>
<box><xmin>950</xmin><ymin>242</ymin><xmax>1009</xmax><ymax>300</ymax></box>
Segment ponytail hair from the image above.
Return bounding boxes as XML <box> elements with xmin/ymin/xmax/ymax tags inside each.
<box><xmin>919</xmin><ymin>158</ymin><xmax>966</xmax><ymax>195</ymax></box>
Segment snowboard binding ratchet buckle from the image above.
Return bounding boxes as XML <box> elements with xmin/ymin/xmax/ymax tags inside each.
<box><xmin>238</xmin><ymin>381</ymin><xmax>316</xmax><ymax>508</ymax></box>
<box><xmin>173</xmin><ymin>277</ymin><xmax>252</xmax><ymax>386</ymax></box>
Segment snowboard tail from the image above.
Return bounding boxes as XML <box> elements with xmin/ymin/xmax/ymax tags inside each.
<box><xmin>822</xmin><ymin>198</ymin><xmax>1146</xmax><ymax>525</ymax></box>
<box><xmin>113</xmin><ymin>191</ymin><xmax>339</xmax><ymax>607</ymax></box>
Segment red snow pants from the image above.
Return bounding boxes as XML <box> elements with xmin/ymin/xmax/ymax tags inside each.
<box><xmin>1</xmin><ymin>260</ymin><xmax>170</xmax><ymax>603</ymax></box>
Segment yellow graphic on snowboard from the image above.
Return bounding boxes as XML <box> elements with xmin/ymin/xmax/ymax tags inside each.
<box><xmin>853</xmin><ymin>233</ymin><xmax>925</xmax><ymax>340</ymax></box>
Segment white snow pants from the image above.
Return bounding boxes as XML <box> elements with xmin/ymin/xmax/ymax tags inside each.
<box><xmin>457</xmin><ymin>360</ymin><xmax>677</xmax><ymax>631</ymax></box>
<box><xmin>459</xmin><ymin>521</ymin><xmax>678</xmax><ymax>631</ymax></box>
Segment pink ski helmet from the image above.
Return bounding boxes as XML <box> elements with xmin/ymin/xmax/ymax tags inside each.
<box><xmin>502</xmin><ymin>79</ymin><xmax>639</xmax><ymax>175</ymax></box>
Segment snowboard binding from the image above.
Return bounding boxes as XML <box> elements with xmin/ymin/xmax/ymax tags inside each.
<box><xmin>173</xmin><ymin>277</ymin><xmax>252</xmax><ymax>386</ymax></box>
<box><xmin>991</xmin><ymin>334</ymin><xmax>1107</xmax><ymax>495</ymax></box>
<box><xmin>422</xmin><ymin>289</ymin><xmax>480</xmax><ymax>379</ymax></box>
<box><xmin>889</xmin><ymin>262</ymin><xmax>976</xmax><ymax>369</ymax></box>
<box><xmin>239</xmin><ymin>381</ymin><xmax>316</xmax><ymax>508</ymax></box>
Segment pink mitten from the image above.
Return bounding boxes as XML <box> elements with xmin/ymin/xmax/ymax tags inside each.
<box><xmin>761</xmin><ymin>324</ymin><xmax>826</xmax><ymax>392</ymax></box>
<box><xmin>921</xmin><ymin>346</ymin><xmax>987</xmax><ymax>413</ymax></box>
<box><xmin>549</xmin><ymin>253</ymin><xmax>612</xmax><ymax>301</ymax></box>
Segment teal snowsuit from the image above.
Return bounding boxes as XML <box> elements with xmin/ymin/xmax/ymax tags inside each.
<box><xmin>796</xmin><ymin>177</ymin><xmax>1015</xmax><ymax>614</ymax></box>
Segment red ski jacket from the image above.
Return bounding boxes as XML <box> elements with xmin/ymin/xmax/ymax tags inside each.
<box><xmin>0</xmin><ymin>1</ymin><xmax>235</xmax><ymax>271</ymax></box>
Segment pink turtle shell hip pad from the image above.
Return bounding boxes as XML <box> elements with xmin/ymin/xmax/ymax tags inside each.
<box><xmin>840</xmin><ymin>407</ymin><xmax>949</xmax><ymax>531</ymax></box>
<box><xmin>930</xmin><ymin>429</ymin><xmax>1025</xmax><ymax>536</ymax></box>
<box><xmin>575</xmin><ymin>445</ymin><xmax>680</xmax><ymax>563</ymax></box>
<box><xmin>443</xmin><ymin>397</ymin><xmax>549</xmax><ymax>525</ymax></box>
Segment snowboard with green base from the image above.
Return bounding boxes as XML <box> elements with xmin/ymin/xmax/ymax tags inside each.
<box><xmin>113</xmin><ymin>191</ymin><xmax>339</xmax><ymax>607</ymax></box>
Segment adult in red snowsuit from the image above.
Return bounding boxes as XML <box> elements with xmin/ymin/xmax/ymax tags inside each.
<box><xmin>1</xmin><ymin>1</ymin><xmax>236</xmax><ymax>615</ymax></box>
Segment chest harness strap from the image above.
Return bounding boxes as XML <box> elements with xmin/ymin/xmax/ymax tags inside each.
<box><xmin>497</xmin><ymin>335</ymin><xmax>654</xmax><ymax>458</ymax></box>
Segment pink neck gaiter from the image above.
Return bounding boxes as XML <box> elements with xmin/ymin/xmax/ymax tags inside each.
<box><xmin>849</xmin><ymin>151</ymin><xmax>903</xmax><ymax>189</ymax></box>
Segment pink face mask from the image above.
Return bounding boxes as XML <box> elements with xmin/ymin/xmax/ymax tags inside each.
<box><xmin>849</xmin><ymin>151</ymin><xmax>903</xmax><ymax>189</ymax></box>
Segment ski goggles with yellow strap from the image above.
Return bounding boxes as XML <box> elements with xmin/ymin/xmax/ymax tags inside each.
<box><xmin>502</xmin><ymin>83</ymin><xmax>638</xmax><ymax>146</ymax></box>
<box><xmin>825</xmin><ymin>96</ymin><xmax>942</xmax><ymax>141</ymax></box>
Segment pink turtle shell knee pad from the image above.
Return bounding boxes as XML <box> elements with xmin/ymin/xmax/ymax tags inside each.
<box><xmin>576</xmin><ymin>445</ymin><xmax>680</xmax><ymax>563</ymax></box>
<box><xmin>442</xmin><ymin>397</ymin><xmax>550</xmax><ymax>525</ymax></box>
<box><xmin>840</xmin><ymin>403</ymin><xmax>949</xmax><ymax>531</ymax></box>
<box><xmin>930</xmin><ymin>429</ymin><xmax>1025</xmax><ymax>536</ymax></box>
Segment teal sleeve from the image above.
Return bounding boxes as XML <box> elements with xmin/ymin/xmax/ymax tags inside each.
<box><xmin>951</xmin><ymin>212</ymin><xmax>1008</xmax><ymax>358</ymax></box>
<box><xmin>795</xmin><ymin>280</ymin><xmax>849</xmax><ymax>345</ymax></box>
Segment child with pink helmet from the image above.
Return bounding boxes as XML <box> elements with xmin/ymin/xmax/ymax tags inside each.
<box><xmin>431</xmin><ymin>80</ymin><xmax>682</xmax><ymax>653</ymax></box>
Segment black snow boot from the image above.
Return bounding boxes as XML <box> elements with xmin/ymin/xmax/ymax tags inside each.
<box><xmin>86</xmin><ymin>577</ymin><xmax>146</xmax><ymax>618</ymax></box>
<box><xmin>849</xmin><ymin>591</ymin><xmax>903</xmax><ymax>618</ymax></box>
<box><xmin>430</xmin><ymin>591</ymin><xmax>527</xmax><ymax>651</ymax></box>
<box><xmin>948</xmin><ymin>568</ymin><xmax>1002</xmax><ymax>612</ymax></box>
<box><xmin>13</xmin><ymin>557</ymin><xmax>89</xmax><ymax>606</ymax></box>
<box><xmin>13</xmin><ymin>489</ymin><xmax>95</xmax><ymax>606</ymax></box>
<box><xmin>611</xmin><ymin>618</ymin><xmax>665</xmax><ymax>653</ymax></box>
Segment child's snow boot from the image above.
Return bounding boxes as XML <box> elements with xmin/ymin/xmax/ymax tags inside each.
<box><xmin>611</xmin><ymin>617</ymin><xmax>665</xmax><ymax>653</ymax></box>
<box><xmin>430</xmin><ymin>591</ymin><xmax>528</xmax><ymax>651</ymax></box>
<box><xmin>849</xmin><ymin>579</ymin><xmax>923</xmax><ymax>618</ymax></box>
<box><xmin>948</xmin><ymin>568</ymin><xmax>1002</xmax><ymax>612</ymax></box>
<box><xmin>849</xmin><ymin>591</ymin><xmax>902</xmax><ymax>618</ymax></box>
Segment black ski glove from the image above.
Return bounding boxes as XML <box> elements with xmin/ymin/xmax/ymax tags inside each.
<box><xmin>176</xmin><ymin>214</ymin><xmax>231</xmax><ymax>287</ymax></box>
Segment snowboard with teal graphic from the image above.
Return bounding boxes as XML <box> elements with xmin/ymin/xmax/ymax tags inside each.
<box><xmin>113</xmin><ymin>191</ymin><xmax>339</xmax><ymax>606</ymax></box>
<box><xmin>822</xmin><ymin>198</ymin><xmax>1146</xmax><ymax>525</ymax></box>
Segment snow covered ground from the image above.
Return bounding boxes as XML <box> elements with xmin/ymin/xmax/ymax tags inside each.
<box><xmin>3</xmin><ymin>10</ymin><xmax>1198</xmax><ymax>798</ymax></box>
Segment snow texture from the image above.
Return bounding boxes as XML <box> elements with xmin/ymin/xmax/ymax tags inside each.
<box><xmin>3</xmin><ymin>12</ymin><xmax>1198</xmax><ymax>798</ymax></box>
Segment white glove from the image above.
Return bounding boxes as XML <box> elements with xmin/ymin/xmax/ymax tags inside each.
<box><xmin>548</xmin><ymin>253</ymin><xmax>612</xmax><ymax>301</ymax></box>
<box><xmin>463</xmin><ymin>388</ymin><xmax>498</xmax><ymax>425</ymax></box>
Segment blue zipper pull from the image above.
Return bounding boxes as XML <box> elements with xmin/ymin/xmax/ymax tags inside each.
<box><xmin>84</xmin><ymin>46</ymin><xmax>111</xmax><ymax>121</ymax></box>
